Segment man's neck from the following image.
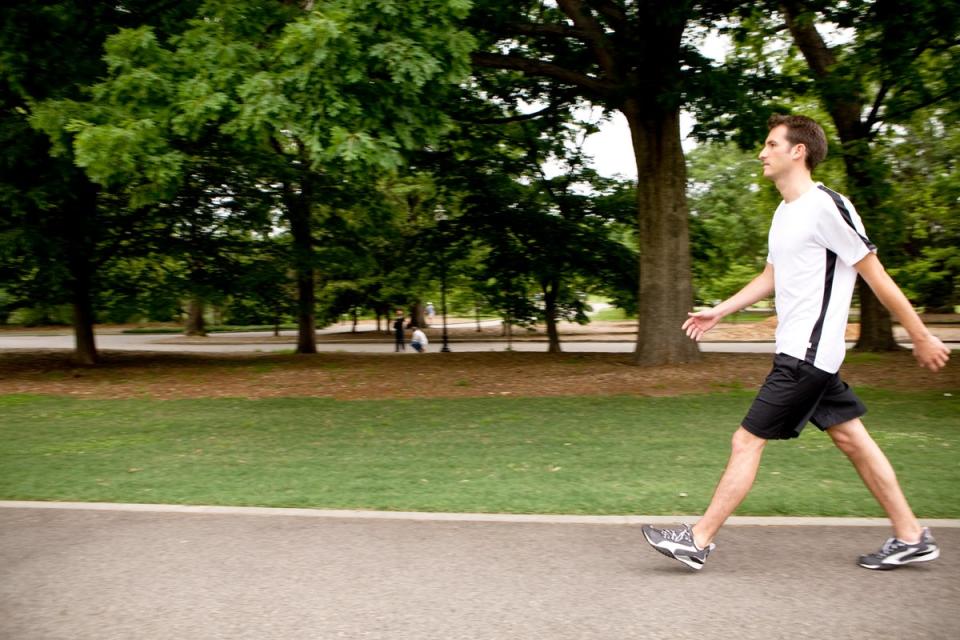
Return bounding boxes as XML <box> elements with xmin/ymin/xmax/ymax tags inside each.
<box><xmin>775</xmin><ymin>172</ymin><xmax>816</xmax><ymax>203</ymax></box>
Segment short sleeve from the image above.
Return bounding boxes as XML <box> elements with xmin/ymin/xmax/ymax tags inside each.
<box><xmin>814</xmin><ymin>191</ymin><xmax>876</xmax><ymax>266</ymax></box>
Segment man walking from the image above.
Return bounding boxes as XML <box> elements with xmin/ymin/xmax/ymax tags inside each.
<box><xmin>642</xmin><ymin>114</ymin><xmax>950</xmax><ymax>571</ymax></box>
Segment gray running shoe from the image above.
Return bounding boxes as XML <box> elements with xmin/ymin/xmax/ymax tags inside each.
<box><xmin>641</xmin><ymin>524</ymin><xmax>715</xmax><ymax>571</ymax></box>
<box><xmin>858</xmin><ymin>527</ymin><xmax>940</xmax><ymax>570</ymax></box>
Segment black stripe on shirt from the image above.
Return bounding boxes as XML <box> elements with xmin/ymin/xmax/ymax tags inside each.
<box><xmin>817</xmin><ymin>185</ymin><xmax>877</xmax><ymax>251</ymax></box>
<box><xmin>806</xmin><ymin>249</ymin><xmax>838</xmax><ymax>364</ymax></box>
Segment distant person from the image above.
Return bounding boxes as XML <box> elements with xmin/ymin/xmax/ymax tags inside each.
<box><xmin>410</xmin><ymin>325</ymin><xmax>428</xmax><ymax>353</ymax></box>
<box><xmin>393</xmin><ymin>309</ymin><xmax>405</xmax><ymax>352</ymax></box>
<box><xmin>642</xmin><ymin>114</ymin><xmax>950</xmax><ymax>571</ymax></box>
<box><xmin>426</xmin><ymin>302</ymin><xmax>436</xmax><ymax>322</ymax></box>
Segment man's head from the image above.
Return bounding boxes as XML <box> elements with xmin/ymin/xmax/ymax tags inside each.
<box><xmin>760</xmin><ymin>114</ymin><xmax>827</xmax><ymax>176</ymax></box>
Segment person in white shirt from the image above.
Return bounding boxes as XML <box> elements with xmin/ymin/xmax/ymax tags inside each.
<box><xmin>642</xmin><ymin>114</ymin><xmax>950</xmax><ymax>571</ymax></box>
<box><xmin>410</xmin><ymin>326</ymin><xmax>428</xmax><ymax>353</ymax></box>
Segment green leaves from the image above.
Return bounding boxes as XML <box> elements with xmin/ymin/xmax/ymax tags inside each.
<box><xmin>102</xmin><ymin>26</ymin><xmax>168</xmax><ymax>74</ymax></box>
<box><xmin>370</xmin><ymin>38</ymin><xmax>444</xmax><ymax>88</ymax></box>
<box><xmin>170</xmin><ymin>78</ymin><xmax>231</xmax><ymax>138</ymax></box>
<box><xmin>328</xmin><ymin>128</ymin><xmax>402</xmax><ymax>168</ymax></box>
<box><xmin>50</xmin><ymin>0</ymin><xmax>477</xmax><ymax>203</ymax></box>
<box><xmin>229</xmin><ymin>71</ymin><xmax>297</xmax><ymax>143</ymax></box>
<box><xmin>274</xmin><ymin>11</ymin><xmax>343</xmax><ymax>71</ymax></box>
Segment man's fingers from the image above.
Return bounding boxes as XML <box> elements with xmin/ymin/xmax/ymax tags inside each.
<box><xmin>931</xmin><ymin>351</ymin><xmax>949</xmax><ymax>371</ymax></box>
<box><xmin>917</xmin><ymin>346</ymin><xmax>949</xmax><ymax>371</ymax></box>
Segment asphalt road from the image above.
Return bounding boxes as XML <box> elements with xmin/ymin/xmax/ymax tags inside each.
<box><xmin>2</xmin><ymin>504</ymin><xmax>958</xmax><ymax>640</ymax></box>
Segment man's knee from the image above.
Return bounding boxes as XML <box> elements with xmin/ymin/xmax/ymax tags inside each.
<box><xmin>827</xmin><ymin>418</ymin><xmax>870</xmax><ymax>456</ymax></box>
<box><xmin>732</xmin><ymin>426</ymin><xmax>767</xmax><ymax>456</ymax></box>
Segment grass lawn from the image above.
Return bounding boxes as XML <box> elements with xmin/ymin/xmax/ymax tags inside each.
<box><xmin>1</xmin><ymin>390</ymin><xmax>956</xmax><ymax>517</ymax></box>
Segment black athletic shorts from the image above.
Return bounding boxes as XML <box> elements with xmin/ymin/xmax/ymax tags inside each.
<box><xmin>742</xmin><ymin>353</ymin><xmax>867</xmax><ymax>440</ymax></box>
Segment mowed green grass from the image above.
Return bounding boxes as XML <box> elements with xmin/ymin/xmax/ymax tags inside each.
<box><xmin>0</xmin><ymin>390</ymin><xmax>956</xmax><ymax>517</ymax></box>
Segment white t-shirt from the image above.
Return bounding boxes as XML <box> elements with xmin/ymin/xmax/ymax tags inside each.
<box><xmin>767</xmin><ymin>183</ymin><xmax>876</xmax><ymax>373</ymax></box>
<box><xmin>412</xmin><ymin>329</ymin><xmax>428</xmax><ymax>346</ymax></box>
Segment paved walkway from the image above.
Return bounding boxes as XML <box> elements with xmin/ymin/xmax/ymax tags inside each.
<box><xmin>2</xmin><ymin>502</ymin><xmax>959</xmax><ymax>640</ymax></box>
<box><xmin>0</xmin><ymin>332</ymin><xmax>777</xmax><ymax>354</ymax></box>
<box><xmin>2</xmin><ymin>329</ymin><xmax>957</xmax><ymax>355</ymax></box>
<box><xmin>1</xmin><ymin>318</ymin><xmax>957</xmax><ymax>355</ymax></box>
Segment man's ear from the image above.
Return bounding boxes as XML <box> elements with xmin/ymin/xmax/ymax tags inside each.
<box><xmin>792</xmin><ymin>142</ymin><xmax>807</xmax><ymax>161</ymax></box>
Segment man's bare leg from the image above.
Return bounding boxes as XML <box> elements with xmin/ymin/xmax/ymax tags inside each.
<box><xmin>691</xmin><ymin>426</ymin><xmax>767</xmax><ymax>549</ymax></box>
<box><xmin>827</xmin><ymin>418</ymin><xmax>923</xmax><ymax>542</ymax></box>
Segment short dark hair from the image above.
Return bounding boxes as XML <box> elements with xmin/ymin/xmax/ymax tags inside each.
<box><xmin>767</xmin><ymin>114</ymin><xmax>827</xmax><ymax>171</ymax></box>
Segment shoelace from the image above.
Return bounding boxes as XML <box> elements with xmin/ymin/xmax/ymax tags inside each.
<box><xmin>876</xmin><ymin>537</ymin><xmax>906</xmax><ymax>557</ymax></box>
<box><xmin>658</xmin><ymin>526</ymin><xmax>693</xmax><ymax>543</ymax></box>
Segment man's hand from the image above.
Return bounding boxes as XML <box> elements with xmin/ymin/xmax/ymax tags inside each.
<box><xmin>854</xmin><ymin>254</ymin><xmax>950</xmax><ymax>372</ymax></box>
<box><xmin>682</xmin><ymin>309</ymin><xmax>722</xmax><ymax>342</ymax></box>
<box><xmin>913</xmin><ymin>334</ymin><xmax>950</xmax><ymax>372</ymax></box>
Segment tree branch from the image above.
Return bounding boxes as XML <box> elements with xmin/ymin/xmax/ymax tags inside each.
<box><xmin>878</xmin><ymin>84</ymin><xmax>960</xmax><ymax>125</ymax></box>
<box><xmin>556</xmin><ymin>0</ymin><xmax>622</xmax><ymax>80</ymax></box>
<box><xmin>585</xmin><ymin>0</ymin><xmax>628</xmax><ymax>28</ymax></box>
<box><xmin>504</xmin><ymin>21</ymin><xmax>590</xmax><ymax>40</ymax></box>
<box><xmin>457</xmin><ymin>100</ymin><xmax>568</xmax><ymax>125</ymax></box>
<box><xmin>470</xmin><ymin>51</ymin><xmax>617</xmax><ymax>97</ymax></box>
<box><xmin>780</xmin><ymin>2</ymin><xmax>865</xmax><ymax>138</ymax></box>
<box><xmin>864</xmin><ymin>79</ymin><xmax>891</xmax><ymax>132</ymax></box>
<box><xmin>779</xmin><ymin>1</ymin><xmax>835</xmax><ymax>79</ymax></box>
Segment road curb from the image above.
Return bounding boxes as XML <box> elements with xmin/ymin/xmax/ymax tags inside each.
<box><xmin>3</xmin><ymin>500</ymin><xmax>959</xmax><ymax>527</ymax></box>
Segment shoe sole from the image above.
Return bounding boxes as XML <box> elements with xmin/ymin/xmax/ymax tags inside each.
<box><xmin>858</xmin><ymin>546</ymin><xmax>940</xmax><ymax>570</ymax></box>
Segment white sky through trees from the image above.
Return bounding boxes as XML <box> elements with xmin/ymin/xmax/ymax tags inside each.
<box><xmin>547</xmin><ymin>30</ymin><xmax>731</xmax><ymax>179</ymax></box>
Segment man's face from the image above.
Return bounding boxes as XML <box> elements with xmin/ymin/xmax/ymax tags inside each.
<box><xmin>758</xmin><ymin>125</ymin><xmax>799</xmax><ymax>180</ymax></box>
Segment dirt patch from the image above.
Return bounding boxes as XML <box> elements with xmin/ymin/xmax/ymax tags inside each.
<box><xmin>0</xmin><ymin>349</ymin><xmax>954</xmax><ymax>401</ymax></box>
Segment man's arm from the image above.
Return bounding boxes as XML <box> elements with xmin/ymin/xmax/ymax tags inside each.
<box><xmin>855</xmin><ymin>253</ymin><xmax>950</xmax><ymax>371</ymax></box>
<box><xmin>682</xmin><ymin>263</ymin><xmax>775</xmax><ymax>342</ymax></box>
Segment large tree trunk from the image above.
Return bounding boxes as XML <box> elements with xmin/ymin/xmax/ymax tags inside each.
<box><xmin>857</xmin><ymin>282</ymin><xmax>898</xmax><ymax>350</ymax></box>
<box><xmin>185</xmin><ymin>298</ymin><xmax>206</xmax><ymax>336</ymax></box>
<box><xmin>624</xmin><ymin>102</ymin><xmax>700</xmax><ymax>366</ymax></box>
<box><xmin>283</xmin><ymin>177</ymin><xmax>317</xmax><ymax>354</ymax></box>
<box><xmin>542</xmin><ymin>279</ymin><xmax>562</xmax><ymax>353</ymax></box>
<box><xmin>67</xmin><ymin>185</ymin><xmax>98</xmax><ymax>366</ymax></box>
<box><xmin>70</xmin><ymin>269</ymin><xmax>98</xmax><ymax>366</ymax></box>
<box><xmin>409</xmin><ymin>302</ymin><xmax>427</xmax><ymax>329</ymax></box>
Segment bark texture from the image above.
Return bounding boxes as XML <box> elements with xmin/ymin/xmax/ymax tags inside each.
<box><xmin>283</xmin><ymin>175</ymin><xmax>317</xmax><ymax>354</ymax></box>
<box><xmin>626</xmin><ymin>104</ymin><xmax>700</xmax><ymax>365</ymax></box>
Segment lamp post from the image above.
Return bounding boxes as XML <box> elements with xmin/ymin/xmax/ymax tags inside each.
<box><xmin>440</xmin><ymin>259</ymin><xmax>451</xmax><ymax>352</ymax></box>
<box><xmin>435</xmin><ymin>205</ymin><xmax>451</xmax><ymax>352</ymax></box>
